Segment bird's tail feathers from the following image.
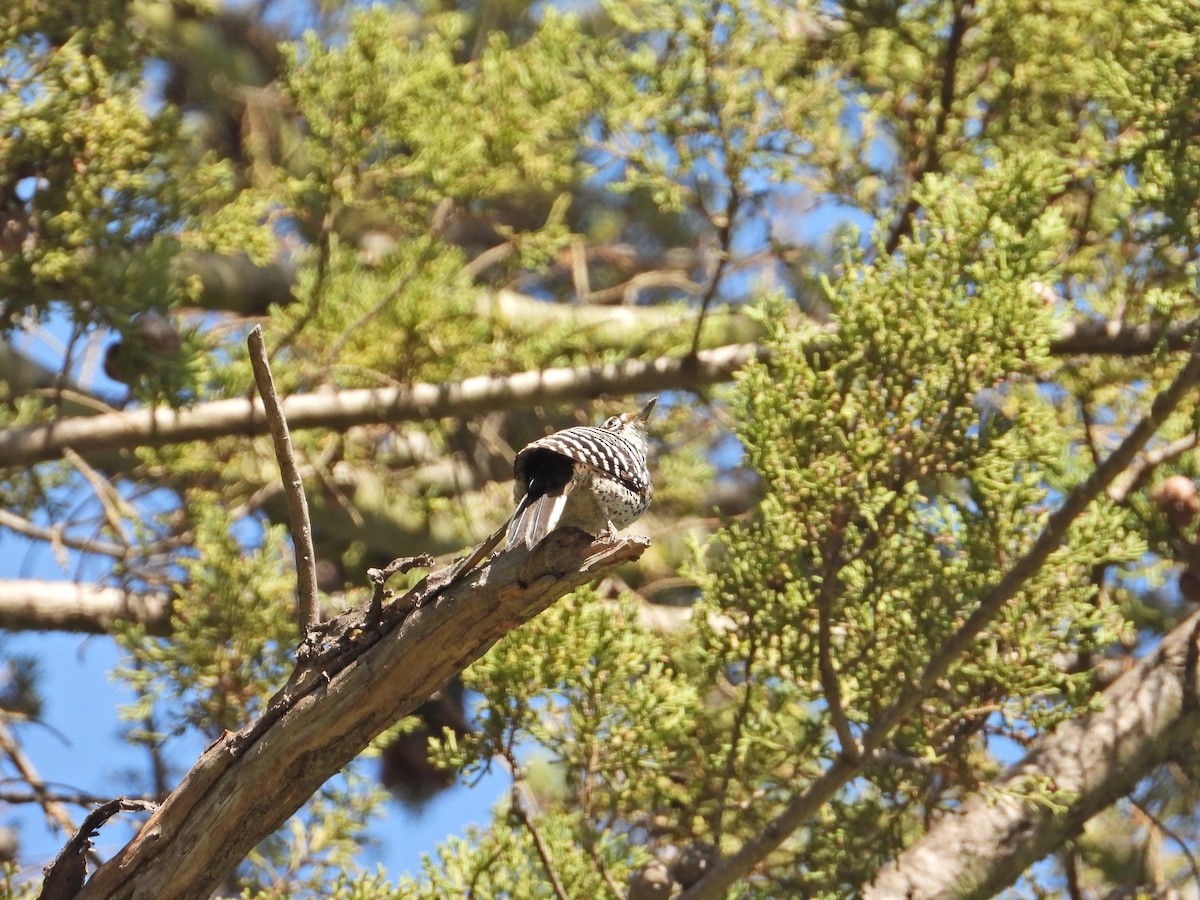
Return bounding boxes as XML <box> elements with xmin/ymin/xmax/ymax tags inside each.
<box><xmin>505</xmin><ymin>490</ymin><xmax>569</xmax><ymax>551</ymax></box>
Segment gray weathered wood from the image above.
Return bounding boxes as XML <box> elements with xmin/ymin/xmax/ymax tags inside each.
<box><xmin>75</xmin><ymin>531</ymin><xmax>647</xmax><ymax>900</ymax></box>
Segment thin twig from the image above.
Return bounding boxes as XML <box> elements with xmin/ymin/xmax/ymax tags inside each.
<box><xmin>571</xmin><ymin>237</ymin><xmax>590</xmax><ymax>302</ymax></box>
<box><xmin>28</xmin><ymin>386</ymin><xmax>119</xmax><ymax>415</ymax></box>
<box><xmin>882</xmin><ymin>0</ymin><xmax>972</xmax><ymax>255</ymax></box>
<box><xmin>1063</xmin><ymin>847</ymin><xmax>1085</xmax><ymax>900</ymax></box>
<box><xmin>63</xmin><ymin>447</ymin><xmax>135</xmax><ymax>546</ymax></box>
<box><xmin>227</xmin><ymin>455</ymin><xmax>337</xmax><ymax>523</ymax></box>
<box><xmin>582</xmin><ymin>270</ymin><xmax>701</xmax><ymax>306</ymax></box>
<box><xmin>1108</xmin><ymin>432</ymin><xmax>1200</xmax><ymax>503</ymax></box>
<box><xmin>0</xmin><ymin>717</ymin><xmax>100</xmax><ymax>867</ymax></box>
<box><xmin>502</xmin><ymin>748</ymin><xmax>571</xmax><ymax>900</ymax></box>
<box><xmin>247</xmin><ymin>326</ymin><xmax>319</xmax><ymax>632</ymax></box>
<box><xmin>689</xmin><ymin>175</ymin><xmax>739</xmax><ymax>359</ymax></box>
<box><xmin>1078</xmin><ymin>397</ymin><xmax>1104</xmax><ymax>470</ymax></box>
<box><xmin>0</xmin><ymin>509</ymin><xmax>128</xmax><ymax>559</ymax></box>
<box><xmin>708</xmin><ymin>610</ymin><xmax>758</xmax><ymax>848</ymax></box>
<box><xmin>1130</xmin><ymin>798</ymin><xmax>1200</xmax><ymax>894</ymax></box>
<box><xmin>323</xmin><ymin>241</ymin><xmax>437</xmax><ymax>365</ymax></box>
<box><xmin>363</xmin><ymin>554</ymin><xmax>434</xmax><ymax>624</ymax></box>
<box><xmin>133</xmin><ymin>657</ymin><xmax>171</xmax><ymax>798</ymax></box>
<box><xmin>689</xmin><ymin>0</ymin><xmax>743</xmax><ymax>358</ymax></box>
<box><xmin>462</xmin><ymin>241</ymin><xmax>515</xmax><ymax>281</ymax></box>
<box><xmin>270</xmin><ymin>209</ymin><xmax>333</xmax><ymax>361</ymax></box>
<box><xmin>54</xmin><ymin>316</ymin><xmax>87</xmax><ymax>415</ymax></box>
<box><xmin>590</xmin><ymin>844</ymin><xmax>627</xmax><ymax>899</ymax></box>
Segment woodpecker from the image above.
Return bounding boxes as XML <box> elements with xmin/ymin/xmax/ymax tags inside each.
<box><xmin>506</xmin><ymin>399</ymin><xmax>656</xmax><ymax>550</ymax></box>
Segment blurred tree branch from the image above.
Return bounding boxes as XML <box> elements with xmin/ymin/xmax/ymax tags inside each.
<box><xmin>0</xmin><ymin>581</ymin><xmax>172</xmax><ymax>636</ymax></box>
<box><xmin>862</xmin><ymin>609</ymin><xmax>1200</xmax><ymax>900</ymax></box>
<box><xmin>2</xmin><ymin>316</ymin><xmax>1196</xmax><ymax>470</ymax></box>
<box><xmin>0</xmin><ymin>343</ymin><xmax>762</xmax><ymax>468</ymax></box>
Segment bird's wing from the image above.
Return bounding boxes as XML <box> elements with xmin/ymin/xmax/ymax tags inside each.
<box><xmin>515</xmin><ymin>426</ymin><xmax>648</xmax><ymax>495</ymax></box>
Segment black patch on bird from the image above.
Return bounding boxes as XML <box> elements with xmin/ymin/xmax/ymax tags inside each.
<box><xmin>515</xmin><ymin>448</ymin><xmax>576</xmax><ymax>500</ymax></box>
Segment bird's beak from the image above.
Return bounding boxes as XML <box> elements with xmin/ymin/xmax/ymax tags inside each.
<box><xmin>635</xmin><ymin>397</ymin><xmax>657</xmax><ymax>423</ymax></box>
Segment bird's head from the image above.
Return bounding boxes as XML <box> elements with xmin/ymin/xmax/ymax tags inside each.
<box><xmin>602</xmin><ymin>397</ymin><xmax>657</xmax><ymax>431</ymax></box>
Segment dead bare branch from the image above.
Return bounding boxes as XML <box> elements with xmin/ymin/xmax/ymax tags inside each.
<box><xmin>0</xmin><ymin>509</ymin><xmax>128</xmax><ymax>560</ymax></box>
<box><xmin>74</xmin><ymin>530</ymin><xmax>648</xmax><ymax>900</ymax></box>
<box><xmin>40</xmin><ymin>798</ymin><xmax>159</xmax><ymax>900</ymax></box>
<box><xmin>247</xmin><ymin>325</ymin><xmax>319</xmax><ymax>631</ymax></box>
<box><xmin>0</xmin><ymin>717</ymin><xmax>96</xmax><ymax>871</ymax></box>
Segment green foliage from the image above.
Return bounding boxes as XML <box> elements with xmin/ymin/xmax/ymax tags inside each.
<box><xmin>409</xmin><ymin>188</ymin><xmax>1143</xmax><ymax>881</ymax></box>
<box><xmin>0</xmin><ymin>11</ymin><xmax>269</xmax><ymax>339</ymax></box>
<box><xmin>682</xmin><ymin>172</ymin><xmax>1141</xmax><ymax>889</ymax></box>
<box><xmin>0</xmin><ymin>862</ymin><xmax>39</xmax><ymax>900</ymax></box>
<box><xmin>0</xmin><ymin>34</ymin><xmax>178</xmax><ymax>325</ymax></box>
<box><xmin>274</xmin><ymin>236</ymin><xmax>483</xmax><ymax>384</ymax></box>
<box><xmin>425</xmin><ymin>591</ymin><xmax>690</xmax><ymax>892</ymax></box>
<box><xmin>263</xmin><ymin>5</ymin><xmax>724</xmax><ymax>381</ymax></box>
<box><xmin>114</xmin><ymin>495</ymin><xmax>297</xmax><ymax>739</ymax></box>
<box><xmin>0</xmin><ymin>645</ymin><xmax>42</xmax><ymax>721</ymax></box>
<box><xmin>7</xmin><ymin>0</ymin><xmax>1200</xmax><ymax>894</ymax></box>
<box><xmin>409</xmin><ymin>160</ymin><xmax>1144</xmax><ymax>896</ymax></box>
<box><xmin>276</xmin><ymin>4</ymin><xmax>572</xmax><ymax>329</ymax></box>
<box><xmin>593</xmin><ymin>0</ymin><xmax>816</xmax><ymax>210</ymax></box>
<box><xmin>1097</xmin><ymin>0</ymin><xmax>1200</xmax><ymax>245</ymax></box>
<box><xmin>395</xmin><ymin>828</ymin><xmax>555</xmax><ymax>900</ymax></box>
<box><xmin>242</xmin><ymin>768</ymin><xmax>390</xmax><ymax>898</ymax></box>
<box><xmin>282</xmin><ymin>8</ymin><xmax>591</xmax><ymax>211</ymax></box>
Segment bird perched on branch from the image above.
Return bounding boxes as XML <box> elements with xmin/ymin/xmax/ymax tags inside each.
<box><xmin>506</xmin><ymin>399</ymin><xmax>656</xmax><ymax>550</ymax></box>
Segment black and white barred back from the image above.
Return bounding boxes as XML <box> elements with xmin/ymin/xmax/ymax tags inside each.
<box><xmin>505</xmin><ymin>399</ymin><xmax>655</xmax><ymax>551</ymax></box>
